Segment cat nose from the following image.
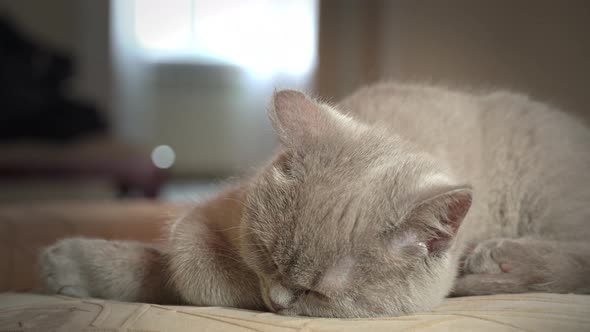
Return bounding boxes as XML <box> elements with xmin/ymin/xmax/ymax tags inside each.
<box><xmin>270</xmin><ymin>299</ymin><xmax>287</xmax><ymax>311</ymax></box>
<box><xmin>269</xmin><ymin>282</ymin><xmax>294</xmax><ymax>312</ymax></box>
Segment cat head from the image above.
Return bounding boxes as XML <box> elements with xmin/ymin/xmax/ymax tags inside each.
<box><xmin>239</xmin><ymin>90</ymin><xmax>472</xmax><ymax>317</ymax></box>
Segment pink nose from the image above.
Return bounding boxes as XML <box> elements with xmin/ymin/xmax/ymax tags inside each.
<box><xmin>270</xmin><ymin>299</ymin><xmax>286</xmax><ymax>312</ymax></box>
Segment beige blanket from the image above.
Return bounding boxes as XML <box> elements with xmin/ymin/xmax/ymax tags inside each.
<box><xmin>1</xmin><ymin>292</ymin><xmax>588</xmax><ymax>331</ymax></box>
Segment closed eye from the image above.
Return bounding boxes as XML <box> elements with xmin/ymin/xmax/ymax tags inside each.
<box><xmin>268</xmin><ymin>256</ymin><xmax>281</xmax><ymax>274</ymax></box>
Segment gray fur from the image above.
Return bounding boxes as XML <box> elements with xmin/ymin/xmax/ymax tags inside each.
<box><xmin>39</xmin><ymin>83</ymin><xmax>590</xmax><ymax>317</ymax></box>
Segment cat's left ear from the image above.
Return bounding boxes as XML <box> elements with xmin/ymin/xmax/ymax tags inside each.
<box><xmin>268</xmin><ymin>90</ymin><xmax>333</xmax><ymax>148</ymax></box>
<box><xmin>409</xmin><ymin>185</ymin><xmax>473</xmax><ymax>255</ymax></box>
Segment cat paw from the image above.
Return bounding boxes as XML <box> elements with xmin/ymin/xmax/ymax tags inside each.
<box><xmin>39</xmin><ymin>238</ymin><xmax>91</xmax><ymax>298</ymax></box>
<box><xmin>452</xmin><ymin>238</ymin><xmax>551</xmax><ymax>296</ymax></box>
<box><xmin>462</xmin><ymin>238</ymin><xmax>522</xmax><ymax>275</ymax></box>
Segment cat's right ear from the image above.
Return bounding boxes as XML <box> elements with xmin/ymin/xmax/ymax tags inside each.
<box><xmin>408</xmin><ymin>185</ymin><xmax>473</xmax><ymax>255</ymax></box>
<box><xmin>268</xmin><ymin>90</ymin><xmax>331</xmax><ymax>148</ymax></box>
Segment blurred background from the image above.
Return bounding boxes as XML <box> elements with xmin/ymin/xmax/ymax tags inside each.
<box><xmin>1</xmin><ymin>0</ymin><xmax>589</xmax><ymax>203</ymax></box>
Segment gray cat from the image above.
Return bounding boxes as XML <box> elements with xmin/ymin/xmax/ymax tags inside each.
<box><xmin>40</xmin><ymin>83</ymin><xmax>590</xmax><ymax>318</ymax></box>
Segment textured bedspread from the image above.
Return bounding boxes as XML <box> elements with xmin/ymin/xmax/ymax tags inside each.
<box><xmin>1</xmin><ymin>292</ymin><xmax>589</xmax><ymax>331</ymax></box>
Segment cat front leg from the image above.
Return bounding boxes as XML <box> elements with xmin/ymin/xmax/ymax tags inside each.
<box><xmin>452</xmin><ymin>238</ymin><xmax>590</xmax><ymax>296</ymax></box>
<box><xmin>166</xmin><ymin>215</ymin><xmax>265</xmax><ymax>310</ymax></box>
<box><xmin>39</xmin><ymin>238</ymin><xmax>178</xmax><ymax>303</ymax></box>
<box><xmin>164</xmin><ymin>183</ymin><xmax>266</xmax><ymax>311</ymax></box>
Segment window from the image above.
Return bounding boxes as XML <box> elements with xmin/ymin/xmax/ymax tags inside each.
<box><xmin>133</xmin><ymin>0</ymin><xmax>318</xmax><ymax>76</ymax></box>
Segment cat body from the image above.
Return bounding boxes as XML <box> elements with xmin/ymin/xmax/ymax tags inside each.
<box><xmin>40</xmin><ymin>83</ymin><xmax>590</xmax><ymax>317</ymax></box>
<box><xmin>341</xmin><ymin>84</ymin><xmax>590</xmax><ymax>243</ymax></box>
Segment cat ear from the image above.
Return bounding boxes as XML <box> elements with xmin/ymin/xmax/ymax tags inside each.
<box><xmin>409</xmin><ymin>185</ymin><xmax>472</xmax><ymax>255</ymax></box>
<box><xmin>268</xmin><ymin>90</ymin><xmax>330</xmax><ymax>148</ymax></box>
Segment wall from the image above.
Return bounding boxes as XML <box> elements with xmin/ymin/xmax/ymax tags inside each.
<box><xmin>317</xmin><ymin>0</ymin><xmax>590</xmax><ymax>121</ymax></box>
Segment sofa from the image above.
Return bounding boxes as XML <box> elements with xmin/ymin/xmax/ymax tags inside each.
<box><xmin>1</xmin><ymin>200</ymin><xmax>589</xmax><ymax>331</ymax></box>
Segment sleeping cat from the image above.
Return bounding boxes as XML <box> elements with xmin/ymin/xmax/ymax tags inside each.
<box><xmin>40</xmin><ymin>83</ymin><xmax>590</xmax><ymax>318</ymax></box>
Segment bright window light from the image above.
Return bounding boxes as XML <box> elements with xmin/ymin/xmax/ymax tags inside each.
<box><xmin>133</xmin><ymin>0</ymin><xmax>317</xmax><ymax>76</ymax></box>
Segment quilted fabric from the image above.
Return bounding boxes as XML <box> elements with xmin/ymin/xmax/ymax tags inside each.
<box><xmin>1</xmin><ymin>292</ymin><xmax>589</xmax><ymax>331</ymax></box>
